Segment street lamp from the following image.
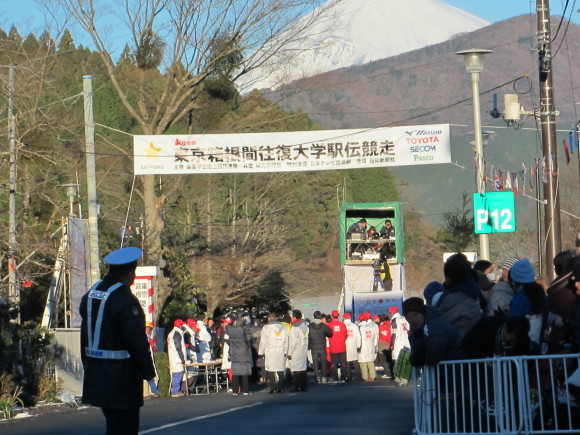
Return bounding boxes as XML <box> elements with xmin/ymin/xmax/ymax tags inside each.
<box><xmin>456</xmin><ymin>48</ymin><xmax>492</xmax><ymax>261</ymax></box>
<box><xmin>60</xmin><ymin>184</ymin><xmax>80</xmax><ymax>217</ymax></box>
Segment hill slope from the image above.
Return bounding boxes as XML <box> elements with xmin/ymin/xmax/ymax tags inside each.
<box><xmin>270</xmin><ymin>15</ymin><xmax>580</xmax><ymax>233</ymax></box>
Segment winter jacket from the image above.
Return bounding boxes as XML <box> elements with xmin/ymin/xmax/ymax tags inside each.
<box><xmin>408</xmin><ymin>306</ymin><xmax>465</xmax><ymax>367</ymax></box>
<box><xmin>308</xmin><ymin>319</ymin><xmax>333</xmax><ymax>350</ymax></box>
<box><xmin>196</xmin><ymin>321</ymin><xmax>213</xmax><ymax>362</ymax></box>
<box><xmin>258</xmin><ymin>320</ymin><xmax>288</xmax><ymax>372</ymax></box>
<box><xmin>167</xmin><ymin>326</ymin><xmax>188</xmax><ymax>373</ymax></box>
<box><xmin>436</xmin><ymin>279</ymin><xmax>483</xmax><ymax>335</ymax></box>
<box><xmin>288</xmin><ymin>320</ymin><xmax>309</xmax><ymax>372</ymax></box>
<box><xmin>378</xmin><ymin>321</ymin><xmax>392</xmax><ymax>346</ymax></box>
<box><xmin>80</xmin><ymin>278</ymin><xmax>156</xmax><ymax>410</ymax></box>
<box><xmin>486</xmin><ymin>281</ymin><xmax>515</xmax><ymax>317</ymax></box>
<box><xmin>225</xmin><ymin>322</ymin><xmax>252</xmax><ymax>376</ymax></box>
<box><xmin>358</xmin><ymin>320</ymin><xmax>378</xmax><ymax>363</ymax></box>
<box><xmin>344</xmin><ymin>319</ymin><xmax>361</xmax><ymax>361</ymax></box>
<box><xmin>327</xmin><ymin>319</ymin><xmax>347</xmax><ymax>353</ymax></box>
<box><xmin>390</xmin><ymin>312</ymin><xmax>410</xmax><ymax>360</ymax></box>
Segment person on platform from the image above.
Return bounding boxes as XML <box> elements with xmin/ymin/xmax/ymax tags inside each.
<box><xmin>288</xmin><ymin>310</ymin><xmax>309</xmax><ymax>392</ymax></box>
<box><xmin>347</xmin><ymin>218</ymin><xmax>368</xmax><ymax>259</ymax></box>
<box><xmin>225</xmin><ymin>313</ymin><xmax>253</xmax><ymax>395</ymax></box>
<box><xmin>379</xmin><ymin>220</ymin><xmax>396</xmax><ymax>259</ymax></box>
<box><xmin>367</xmin><ymin>226</ymin><xmax>380</xmax><ymax>240</ymax></box>
<box><xmin>80</xmin><ymin>247</ymin><xmax>157</xmax><ymax>434</ymax></box>
<box><xmin>328</xmin><ymin>310</ymin><xmax>350</xmax><ymax>383</ymax></box>
<box><xmin>344</xmin><ymin>312</ymin><xmax>362</xmax><ymax>381</ymax></box>
<box><xmin>380</xmin><ymin>219</ymin><xmax>396</xmax><ymax>239</ymax></box>
<box><xmin>258</xmin><ymin>313</ymin><xmax>289</xmax><ymax>393</ymax></box>
<box><xmin>358</xmin><ymin>313</ymin><xmax>378</xmax><ymax>381</ymax></box>
<box><xmin>347</xmin><ymin>218</ymin><xmax>368</xmax><ymax>239</ymax></box>
<box><xmin>308</xmin><ymin>310</ymin><xmax>333</xmax><ymax>383</ymax></box>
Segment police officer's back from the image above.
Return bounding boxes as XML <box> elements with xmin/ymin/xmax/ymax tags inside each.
<box><xmin>80</xmin><ymin>247</ymin><xmax>156</xmax><ymax>434</ymax></box>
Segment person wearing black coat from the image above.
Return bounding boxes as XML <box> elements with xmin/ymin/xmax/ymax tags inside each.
<box><xmin>225</xmin><ymin>315</ymin><xmax>253</xmax><ymax>395</ymax></box>
<box><xmin>80</xmin><ymin>247</ymin><xmax>156</xmax><ymax>435</ymax></box>
<box><xmin>308</xmin><ymin>311</ymin><xmax>333</xmax><ymax>383</ymax></box>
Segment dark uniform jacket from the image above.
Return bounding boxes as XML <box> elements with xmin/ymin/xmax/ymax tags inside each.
<box><xmin>80</xmin><ymin>277</ymin><xmax>156</xmax><ymax>409</ymax></box>
<box><xmin>308</xmin><ymin>320</ymin><xmax>333</xmax><ymax>350</ymax></box>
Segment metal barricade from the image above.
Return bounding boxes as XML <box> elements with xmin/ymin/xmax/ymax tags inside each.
<box><xmin>413</xmin><ymin>354</ymin><xmax>580</xmax><ymax>435</ymax></box>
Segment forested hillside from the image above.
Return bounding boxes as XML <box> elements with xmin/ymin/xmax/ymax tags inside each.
<box><xmin>0</xmin><ymin>26</ymin><xmax>402</xmax><ymax>323</ymax></box>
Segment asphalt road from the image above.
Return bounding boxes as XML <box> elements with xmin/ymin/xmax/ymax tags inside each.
<box><xmin>1</xmin><ymin>375</ymin><xmax>415</xmax><ymax>435</ymax></box>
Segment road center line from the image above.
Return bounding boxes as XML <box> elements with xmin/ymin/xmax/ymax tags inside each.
<box><xmin>139</xmin><ymin>402</ymin><xmax>263</xmax><ymax>434</ymax></box>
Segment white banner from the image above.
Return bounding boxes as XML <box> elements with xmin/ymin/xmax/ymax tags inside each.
<box><xmin>133</xmin><ymin>124</ymin><xmax>450</xmax><ymax>175</ymax></box>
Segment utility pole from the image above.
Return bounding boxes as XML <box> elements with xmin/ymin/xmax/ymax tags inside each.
<box><xmin>83</xmin><ymin>76</ymin><xmax>101</xmax><ymax>286</ymax></box>
<box><xmin>7</xmin><ymin>64</ymin><xmax>20</xmax><ymax>323</ymax></box>
<box><xmin>537</xmin><ymin>0</ymin><xmax>561</xmax><ymax>281</ymax></box>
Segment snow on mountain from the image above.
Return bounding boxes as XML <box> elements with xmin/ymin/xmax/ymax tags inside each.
<box><xmin>239</xmin><ymin>0</ymin><xmax>489</xmax><ymax>91</ymax></box>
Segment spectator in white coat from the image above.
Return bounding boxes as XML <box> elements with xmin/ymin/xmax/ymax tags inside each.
<box><xmin>258</xmin><ymin>312</ymin><xmax>289</xmax><ymax>394</ymax></box>
<box><xmin>288</xmin><ymin>310</ymin><xmax>309</xmax><ymax>392</ymax></box>
<box><xmin>358</xmin><ymin>313</ymin><xmax>378</xmax><ymax>381</ymax></box>
<box><xmin>196</xmin><ymin>314</ymin><xmax>213</xmax><ymax>362</ymax></box>
<box><xmin>167</xmin><ymin>319</ymin><xmax>188</xmax><ymax>397</ymax></box>
<box><xmin>389</xmin><ymin>306</ymin><xmax>411</xmax><ymax>385</ymax></box>
<box><xmin>344</xmin><ymin>313</ymin><xmax>362</xmax><ymax>381</ymax></box>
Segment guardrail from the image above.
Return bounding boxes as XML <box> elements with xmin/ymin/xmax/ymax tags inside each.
<box><xmin>413</xmin><ymin>354</ymin><xmax>580</xmax><ymax>435</ymax></box>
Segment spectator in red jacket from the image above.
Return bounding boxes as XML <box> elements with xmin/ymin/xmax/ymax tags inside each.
<box><xmin>327</xmin><ymin>310</ymin><xmax>349</xmax><ymax>382</ymax></box>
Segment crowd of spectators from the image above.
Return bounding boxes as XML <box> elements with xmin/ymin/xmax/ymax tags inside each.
<box><xmin>404</xmin><ymin>244</ymin><xmax>580</xmax><ymax>368</ymax></box>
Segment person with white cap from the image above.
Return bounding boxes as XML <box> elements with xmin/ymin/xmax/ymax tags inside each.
<box><xmin>80</xmin><ymin>247</ymin><xmax>157</xmax><ymax>434</ymax></box>
<box><xmin>486</xmin><ymin>257</ymin><xmax>518</xmax><ymax>317</ymax></box>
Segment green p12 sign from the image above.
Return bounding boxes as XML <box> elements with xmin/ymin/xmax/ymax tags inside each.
<box><xmin>473</xmin><ymin>192</ymin><xmax>516</xmax><ymax>234</ymax></box>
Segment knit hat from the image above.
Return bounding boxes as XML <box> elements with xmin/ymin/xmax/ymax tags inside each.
<box><xmin>423</xmin><ymin>281</ymin><xmax>444</xmax><ymax>305</ymax></box>
<box><xmin>343</xmin><ymin>312</ymin><xmax>352</xmax><ymax>319</ymax></box>
<box><xmin>501</xmin><ymin>257</ymin><xmax>519</xmax><ymax>270</ymax></box>
<box><xmin>402</xmin><ymin>297</ymin><xmax>426</xmax><ymax>316</ymax></box>
<box><xmin>510</xmin><ymin>258</ymin><xmax>536</xmax><ymax>283</ymax></box>
<box><xmin>388</xmin><ymin>306</ymin><xmax>398</xmax><ymax>314</ymax></box>
<box><xmin>174</xmin><ymin>319</ymin><xmax>184</xmax><ymax>328</ymax></box>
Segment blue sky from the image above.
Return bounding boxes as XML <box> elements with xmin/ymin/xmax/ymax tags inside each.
<box><xmin>1</xmin><ymin>0</ymin><xmax>578</xmax><ymax>33</ymax></box>
<box><xmin>0</xmin><ymin>0</ymin><xmax>580</xmax><ymax>29</ymax></box>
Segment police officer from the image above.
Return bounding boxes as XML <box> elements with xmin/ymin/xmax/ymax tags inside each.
<box><xmin>80</xmin><ymin>247</ymin><xmax>157</xmax><ymax>435</ymax></box>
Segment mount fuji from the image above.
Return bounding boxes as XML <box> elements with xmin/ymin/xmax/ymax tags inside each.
<box><xmin>240</xmin><ymin>0</ymin><xmax>489</xmax><ymax>91</ymax></box>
